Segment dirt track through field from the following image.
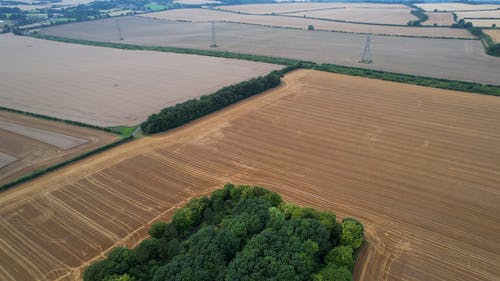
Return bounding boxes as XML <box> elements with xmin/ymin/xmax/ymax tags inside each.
<box><xmin>1</xmin><ymin>70</ymin><xmax>499</xmax><ymax>281</ymax></box>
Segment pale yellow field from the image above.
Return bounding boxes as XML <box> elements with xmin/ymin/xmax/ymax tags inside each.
<box><xmin>423</xmin><ymin>12</ymin><xmax>455</xmax><ymax>26</ymax></box>
<box><xmin>416</xmin><ymin>3</ymin><xmax>500</xmax><ymax>12</ymax></box>
<box><xmin>0</xmin><ymin>34</ymin><xmax>280</xmax><ymax>127</ymax></box>
<box><xmin>1</xmin><ymin>70</ymin><xmax>500</xmax><ymax>281</ymax></box>
<box><xmin>215</xmin><ymin>3</ymin><xmax>408</xmax><ymax>14</ymax></box>
<box><xmin>467</xmin><ymin>19</ymin><xmax>500</xmax><ymax>27</ymax></box>
<box><xmin>456</xmin><ymin>10</ymin><xmax>500</xmax><ymax>19</ymax></box>
<box><xmin>145</xmin><ymin>9</ymin><xmax>474</xmax><ymax>38</ymax></box>
<box><xmin>484</xmin><ymin>29</ymin><xmax>500</xmax><ymax>42</ymax></box>
<box><xmin>287</xmin><ymin>8</ymin><xmax>417</xmax><ymax>25</ymax></box>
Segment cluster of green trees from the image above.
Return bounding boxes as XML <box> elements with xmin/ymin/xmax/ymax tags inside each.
<box><xmin>452</xmin><ymin>18</ymin><xmax>473</xmax><ymax>29</ymax></box>
<box><xmin>84</xmin><ymin>184</ymin><xmax>364</xmax><ymax>281</ymax></box>
<box><xmin>141</xmin><ymin>66</ymin><xmax>296</xmax><ymax>134</ymax></box>
<box><xmin>407</xmin><ymin>9</ymin><xmax>429</xmax><ymax>26</ymax></box>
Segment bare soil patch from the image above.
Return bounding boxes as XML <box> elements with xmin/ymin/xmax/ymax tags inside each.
<box><xmin>287</xmin><ymin>7</ymin><xmax>417</xmax><ymax>25</ymax></box>
<box><xmin>1</xmin><ymin>70</ymin><xmax>499</xmax><ymax>281</ymax></box>
<box><xmin>144</xmin><ymin>8</ymin><xmax>474</xmax><ymax>38</ymax></box>
<box><xmin>423</xmin><ymin>12</ymin><xmax>455</xmax><ymax>26</ymax></box>
<box><xmin>0</xmin><ymin>34</ymin><xmax>280</xmax><ymax>127</ymax></box>
<box><xmin>0</xmin><ymin>110</ymin><xmax>118</xmax><ymax>185</ymax></box>
<box><xmin>484</xmin><ymin>29</ymin><xmax>500</xmax><ymax>42</ymax></box>
<box><xmin>0</xmin><ymin>120</ymin><xmax>88</xmax><ymax>150</ymax></box>
<box><xmin>0</xmin><ymin>152</ymin><xmax>17</xmax><ymax>169</ymax></box>
<box><xmin>41</xmin><ymin>17</ymin><xmax>500</xmax><ymax>85</ymax></box>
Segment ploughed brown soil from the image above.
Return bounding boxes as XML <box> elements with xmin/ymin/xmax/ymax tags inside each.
<box><xmin>0</xmin><ymin>110</ymin><xmax>118</xmax><ymax>185</ymax></box>
<box><xmin>1</xmin><ymin>70</ymin><xmax>499</xmax><ymax>281</ymax></box>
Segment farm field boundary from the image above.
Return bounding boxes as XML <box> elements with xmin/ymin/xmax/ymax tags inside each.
<box><xmin>0</xmin><ymin>135</ymin><xmax>133</xmax><ymax>192</ymax></box>
<box><xmin>28</xmin><ymin>34</ymin><xmax>500</xmax><ymax>96</ymax></box>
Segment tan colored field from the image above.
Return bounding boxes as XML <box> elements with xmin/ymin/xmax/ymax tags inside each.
<box><xmin>468</xmin><ymin>19</ymin><xmax>500</xmax><ymax>27</ymax></box>
<box><xmin>2</xmin><ymin>69</ymin><xmax>500</xmax><ymax>281</ymax></box>
<box><xmin>0</xmin><ymin>34</ymin><xmax>280</xmax><ymax>127</ymax></box>
<box><xmin>0</xmin><ymin>110</ymin><xmax>118</xmax><ymax>186</ymax></box>
<box><xmin>287</xmin><ymin>8</ymin><xmax>416</xmax><ymax>25</ymax></box>
<box><xmin>216</xmin><ymin>3</ymin><xmax>408</xmax><ymax>14</ymax></box>
<box><xmin>423</xmin><ymin>12</ymin><xmax>455</xmax><ymax>26</ymax></box>
<box><xmin>416</xmin><ymin>3</ymin><xmax>500</xmax><ymax>12</ymax></box>
<box><xmin>484</xmin><ymin>29</ymin><xmax>500</xmax><ymax>42</ymax></box>
<box><xmin>145</xmin><ymin>9</ymin><xmax>474</xmax><ymax>38</ymax></box>
<box><xmin>457</xmin><ymin>10</ymin><xmax>500</xmax><ymax>19</ymax></box>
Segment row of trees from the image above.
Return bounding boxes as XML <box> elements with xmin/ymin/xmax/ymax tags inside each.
<box><xmin>141</xmin><ymin>66</ymin><xmax>297</xmax><ymax>134</ymax></box>
<box><xmin>407</xmin><ymin>9</ymin><xmax>429</xmax><ymax>26</ymax></box>
<box><xmin>84</xmin><ymin>184</ymin><xmax>364</xmax><ymax>281</ymax></box>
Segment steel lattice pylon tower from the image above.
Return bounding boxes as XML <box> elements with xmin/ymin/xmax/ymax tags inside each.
<box><xmin>115</xmin><ymin>18</ymin><xmax>124</xmax><ymax>41</ymax></box>
<box><xmin>360</xmin><ymin>33</ymin><xmax>372</xmax><ymax>64</ymax></box>
<box><xmin>210</xmin><ymin>21</ymin><xmax>218</xmax><ymax>48</ymax></box>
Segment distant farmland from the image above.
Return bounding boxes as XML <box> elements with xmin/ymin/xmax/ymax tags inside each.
<box><xmin>0</xmin><ymin>34</ymin><xmax>280</xmax><ymax>127</ymax></box>
<box><xmin>144</xmin><ymin>8</ymin><xmax>474</xmax><ymax>38</ymax></box>
<box><xmin>215</xmin><ymin>3</ymin><xmax>410</xmax><ymax>14</ymax></box>
<box><xmin>1</xmin><ymin>70</ymin><xmax>500</xmax><ymax>281</ymax></box>
<box><xmin>41</xmin><ymin>17</ymin><xmax>500</xmax><ymax>85</ymax></box>
<box><xmin>485</xmin><ymin>29</ymin><xmax>500</xmax><ymax>42</ymax></box>
<box><xmin>0</xmin><ymin>110</ymin><xmax>117</xmax><ymax>186</ymax></box>
<box><xmin>422</xmin><ymin>12</ymin><xmax>455</xmax><ymax>26</ymax></box>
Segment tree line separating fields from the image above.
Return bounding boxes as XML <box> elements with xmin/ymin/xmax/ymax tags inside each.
<box><xmin>84</xmin><ymin>184</ymin><xmax>364</xmax><ymax>281</ymax></box>
<box><xmin>29</xmin><ymin>34</ymin><xmax>500</xmax><ymax>96</ymax></box>
<box><xmin>0</xmin><ymin>135</ymin><xmax>133</xmax><ymax>192</ymax></box>
<box><xmin>0</xmin><ymin>106</ymin><xmax>120</xmax><ymax>134</ymax></box>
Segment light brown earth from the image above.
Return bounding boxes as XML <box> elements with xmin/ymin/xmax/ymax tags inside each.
<box><xmin>0</xmin><ymin>34</ymin><xmax>280</xmax><ymax>127</ymax></box>
<box><xmin>423</xmin><ymin>12</ymin><xmax>455</xmax><ymax>26</ymax></box>
<box><xmin>216</xmin><ymin>3</ymin><xmax>409</xmax><ymax>14</ymax></box>
<box><xmin>456</xmin><ymin>9</ymin><xmax>500</xmax><ymax>19</ymax></box>
<box><xmin>287</xmin><ymin>8</ymin><xmax>417</xmax><ymax>25</ymax></box>
<box><xmin>144</xmin><ymin>9</ymin><xmax>474</xmax><ymax>38</ymax></box>
<box><xmin>484</xmin><ymin>29</ymin><xmax>500</xmax><ymax>42</ymax></box>
<box><xmin>1</xmin><ymin>70</ymin><xmax>500</xmax><ymax>281</ymax></box>
<box><xmin>468</xmin><ymin>19</ymin><xmax>500</xmax><ymax>27</ymax></box>
<box><xmin>416</xmin><ymin>3</ymin><xmax>500</xmax><ymax>12</ymax></box>
<box><xmin>0</xmin><ymin>110</ymin><xmax>118</xmax><ymax>186</ymax></box>
<box><xmin>41</xmin><ymin>17</ymin><xmax>500</xmax><ymax>85</ymax></box>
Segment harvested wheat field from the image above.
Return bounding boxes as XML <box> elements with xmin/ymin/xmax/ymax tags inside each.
<box><xmin>0</xmin><ymin>110</ymin><xmax>118</xmax><ymax>186</ymax></box>
<box><xmin>484</xmin><ymin>29</ymin><xmax>500</xmax><ymax>42</ymax></box>
<box><xmin>0</xmin><ymin>34</ymin><xmax>280</xmax><ymax>127</ymax></box>
<box><xmin>468</xmin><ymin>19</ymin><xmax>500</xmax><ymax>27</ymax></box>
<box><xmin>1</xmin><ymin>69</ymin><xmax>500</xmax><ymax>281</ymax></box>
<box><xmin>423</xmin><ymin>12</ymin><xmax>455</xmax><ymax>26</ymax></box>
<box><xmin>416</xmin><ymin>3</ymin><xmax>500</xmax><ymax>12</ymax></box>
<box><xmin>216</xmin><ymin>3</ymin><xmax>409</xmax><ymax>14</ymax></box>
<box><xmin>287</xmin><ymin>8</ymin><xmax>417</xmax><ymax>25</ymax></box>
<box><xmin>145</xmin><ymin>9</ymin><xmax>474</xmax><ymax>38</ymax></box>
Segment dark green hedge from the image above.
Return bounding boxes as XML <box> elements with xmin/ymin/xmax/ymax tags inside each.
<box><xmin>141</xmin><ymin>66</ymin><xmax>297</xmax><ymax>134</ymax></box>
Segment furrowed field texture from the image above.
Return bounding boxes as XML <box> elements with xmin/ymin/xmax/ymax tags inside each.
<box><xmin>1</xmin><ymin>70</ymin><xmax>499</xmax><ymax>281</ymax></box>
<box><xmin>0</xmin><ymin>34</ymin><xmax>280</xmax><ymax>127</ymax></box>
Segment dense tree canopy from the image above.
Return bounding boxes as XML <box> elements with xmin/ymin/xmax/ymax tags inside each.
<box><xmin>84</xmin><ymin>184</ymin><xmax>364</xmax><ymax>281</ymax></box>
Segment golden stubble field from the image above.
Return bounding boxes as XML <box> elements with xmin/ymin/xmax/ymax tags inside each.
<box><xmin>216</xmin><ymin>3</ymin><xmax>409</xmax><ymax>14</ymax></box>
<box><xmin>423</xmin><ymin>12</ymin><xmax>455</xmax><ymax>26</ymax></box>
<box><xmin>0</xmin><ymin>34</ymin><xmax>280</xmax><ymax>127</ymax></box>
<box><xmin>1</xmin><ymin>70</ymin><xmax>499</xmax><ymax>281</ymax></box>
<box><xmin>144</xmin><ymin>9</ymin><xmax>474</xmax><ymax>38</ymax></box>
<box><xmin>484</xmin><ymin>29</ymin><xmax>500</xmax><ymax>42</ymax></box>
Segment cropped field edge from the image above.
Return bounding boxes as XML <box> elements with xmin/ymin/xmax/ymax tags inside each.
<box><xmin>0</xmin><ymin>106</ymin><xmax>122</xmax><ymax>135</ymax></box>
<box><xmin>28</xmin><ymin>34</ymin><xmax>500</xmax><ymax>96</ymax></box>
<box><xmin>0</xmin><ymin>135</ymin><xmax>133</xmax><ymax>192</ymax></box>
